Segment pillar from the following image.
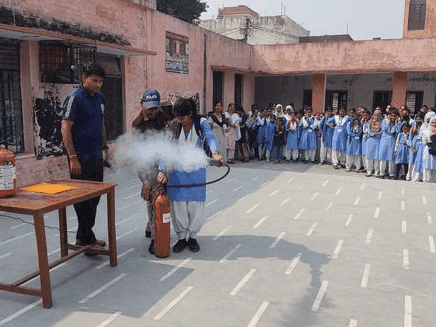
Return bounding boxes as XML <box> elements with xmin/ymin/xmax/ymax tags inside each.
<box><xmin>391</xmin><ymin>72</ymin><xmax>407</xmax><ymax>109</ymax></box>
<box><xmin>312</xmin><ymin>73</ymin><xmax>326</xmax><ymax>113</ymax></box>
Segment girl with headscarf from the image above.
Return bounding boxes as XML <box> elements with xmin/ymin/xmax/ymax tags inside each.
<box><xmin>365</xmin><ymin>110</ymin><xmax>383</xmax><ymax>177</ymax></box>
<box><xmin>407</xmin><ymin>111</ymin><xmax>424</xmax><ymax>181</ymax></box>
<box><xmin>208</xmin><ymin>101</ymin><xmax>228</xmax><ymax>164</ymax></box>
<box><xmin>378</xmin><ymin>108</ymin><xmax>399</xmax><ymax>179</ymax></box>
<box><xmin>412</xmin><ymin>111</ymin><xmax>435</xmax><ymax>182</ymax></box>
<box><xmin>422</xmin><ymin>113</ymin><xmax>436</xmax><ymax>182</ymax></box>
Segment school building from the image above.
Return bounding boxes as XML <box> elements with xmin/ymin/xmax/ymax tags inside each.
<box><xmin>0</xmin><ymin>0</ymin><xmax>434</xmax><ymax>185</ymax></box>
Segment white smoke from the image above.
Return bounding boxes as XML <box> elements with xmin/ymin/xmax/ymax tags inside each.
<box><xmin>111</xmin><ymin>130</ymin><xmax>209</xmax><ymax>173</ymax></box>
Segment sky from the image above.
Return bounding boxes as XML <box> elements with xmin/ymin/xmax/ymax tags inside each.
<box><xmin>200</xmin><ymin>0</ymin><xmax>406</xmax><ymax>41</ymax></box>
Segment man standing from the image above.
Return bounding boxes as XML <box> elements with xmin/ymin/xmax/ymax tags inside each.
<box><xmin>132</xmin><ymin>89</ymin><xmax>171</xmax><ymax>255</ymax></box>
<box><xmin>61</xmin><ymin>63</ymin><xmax>107</xmax><ymax>251</ymax></box>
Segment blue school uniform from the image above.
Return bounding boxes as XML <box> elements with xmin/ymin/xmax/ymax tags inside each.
<box><xmin>286</xmin><ymin>121</ymin><xmax>299</xmax><ymax>150</ymax></box>
<box><xmin>298</xmin><ymin>116</ymin><xmax>317</xmax><ymax>150</ymax></box>
<box><xmin>365</xmin><ymin>126</ymin><xmax>382</xmax><ymax>160</ymax></box>
<box><xmin>264</xmin><ymin>120</ymin><xmax>276</xmax><ymax>152</ymax></box>
<box><xmin>346</xmin><ymin>124</ymin><xmax>362</xmax><ymax>156</ymax></box>
<box><xmin>413</xmin><ymin>136</ymin><xmax>424</xmax><ymax>173</ymax></box>
<box><xmin>408</xmin><ymin>130</ymin><xmax>420</xmax><ymax>165</ymax></box>
<box><xmin>256</xmin><ymin>117</ymin><xmax>267</xmax><ymax>146</ymax></box>
<box><xmin>361</xmin><ymin>122</ymin><xmax>370</xmax><ymax>157</ymax></box>
<box><xmin>394</xmin><ymin>133</ymin><xmax>409</xmax><ymax>164</ymax></box>
<box><xmin>379</xmin><ymin>120</ymin><xmax>397</xmax><ymax>161</ymax></box>
<box><xmin>331</xmin><ymin>115</ymin><xmax>349</xmax><ymax>152</ymax></box>
<box><xmin>319</xmin><ymin>116</ymin><xmax>334</xmax><ymax>148</ymax></box>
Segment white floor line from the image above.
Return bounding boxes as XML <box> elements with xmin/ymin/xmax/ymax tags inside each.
<box><xmin>287</xmin><ymin>177</ymin><xmax>295</xmax><ymax>184</ymax></box>
<box><xmin>117</xmin><ymin>229</ymin><xmax>136</xmax><ymax>240</ymax></box>
<box><xmin>79</xmin><ymin>273</ymin><xmax>127</xmax><ymax>304</ymax></box>
<box><xmin>252</xmin><ymin>176</ymin><xmax>259</xmax><ymax>181</ymax></box>
<box><xmin>285</xmin><ymin>253</ymin><xmax>302</xmax><ymax>275</ymax></box>
<box><xmin>159</xmin><ymin>258</ymin><xmax>192</xmax><ymax>281</ymax></box>
<box><xmin>360</xmin><ymin>263</ymin><xmax>371</xmax><ymax>288</ymax></box>
<box><xmin>378</xmin><ymin>191</ymin><xmax>382</xmax><ymax>200</ymax></box>
<box><xmin>116</xmin><ymin>216</ymin><xmax>137</xmax><ymax>226</ymax></box>
<box><xmin>279</xmin><ymin>197</ymin><xmax>290</xmax><ymax>207</ymax></box>
<box><xmin>212</xmin><ymin>225</ymin><xmax>232</xmax><ymax>241</ymax></box>
<box><xmin>120</xmin><ymin>192</ymin><xmax>141</xmax><ymax>200</ymax></box>
<box><xmin>345</xmin><ymin>214</ymin><xmax>353</xmax><ymax>226</ymax></box>
<box><xmin>0</xmin><ymin>299</ymin><xmax>42</xmax><ymax>326</ymax></box>
<box><xmin>48</xmin><ymin>248</ymin><xmax>60</xmax><ymax>256</ymax></box>
<box><xmin>335</xmin><ymin>188</ymin><xmax>342</xmax><ymax>196</ymax></box>
<box><xmin>232</xmin><ymin>186</ymin><xmax>243</xmax><ymax>192</ymax></box>
<box><xmin>365</xmin><ymin>229</ymin><xmax>373</xmax><ymax>245</ymax></box>
<box><xmin>246</xmin><ymin>204</ymin><xmax>260</xmax><ymax>214</ymax></box>
<box><xmin>310</xmin><ymin>192</ymin><xmax>319</xmax><ymax>201</ymax></box>
<box><xmin>401</xmin><ymin>187</ymin><xmax>405</xmax><ymax>195</ymax></box>
<box><xmin>404</xmin><ymin>295</ymin><xmax>412</xmax><ymax>327</ymax></box>
<box><xmin>401</xmin><ymin>201</ymin><xmax>406</xmax><ymax>211</ymax></box>
<box><xmin>270</xmin><ymin>189</ymin><xmax>280</xmax><ymax>196</ymax></box>
<box><xmin>332</xmin><ymin>240</ymin><xmax>344</xmax><ymax>259</ymax></box>
<box><xmin>306</xmin><ymin>222</ymin><xmax>318</xmax><ymax>236</ymax></box>
<box><xmin>360</xmin><ymin>183</ymin><xmax>365</xmax><ymax>190</ymax></box>
<box><xmin>0</xmin><ymin>232</ymin><xmax>33</xmax><ymax>247</ymax></box>
<box><xmin>247</xmin><ymin>301</ymin><xmax>269</xmax><ymax>327</ymax></box>
<box><xmin>311</xmin><ymin>281</ymin><xmax>328</xmax><ymax>312</ymax></box>
<box><xmin>153</xmin><ymin>286</ymin><xmax>193</xmax><ymax>321</ymax></box>
<box><xmin>96</xmin><ymin>248</ymin><xmax>135</xmax><ymax>270</ymax></box>
<box><xmin>219</xmin><ymin>244</ymin><xmax>242</xmax><ymax>263</ymax></box>
<box><xmin>428</xmin><ymin>236</ymin><xmax>435</xmax><ymax>253</ymax></box>
<box><xmin>422</xmin><ymin>195</ymin><xmax>427</xmax><ymax>205</ymax></box>
<box><xmin>207</xmin><ymin>210</ymin><xmax>222</xmax><ymax>221</ymax></box>
<box><xmin>402</xmin><ymin>221</ymin><xmax>407</xmax><ymax>234</ymax></box>
<box><xmin>349</xmin><ymin>319</ymin><xmax>358</xmax><ymax>327</ymax></box>
<box><xmin>322</xmin><ymin>180</ymin><xmax>329</xmax><ymax>187</ymax></box>
<box><xmin>269</xmin><ymin>232</ymin><xmax>286</xmax><ymax>249</ymax></box>
<box><xmin>205</xmin><ymin>199</ymin><xmax>219</xmax><ymax>207</ymax></box>
<box><xmin>259</xmin><ymin>182</ymin><xmax>268</xmax><ymax>188</ymax></box>
<box><xmin>427</xmin><ymin>212</ymin><xmax>433</xmax><ymax>225</ymax></box>
<box><xmin>354</xmin><ymin>196</ymin><xmax>360</xmax><ymax>206</ymax></box>
<box><xmin>237</xmin><ymin>196</ymin><xmax>246</xmax><ymax>203</ymax></box>
<box><xmin>253</xmin><ymin>216</ymin><xmax>268</xmax><ymax>229</ymax></box>
<box><xmin>96</xmin><ymin>311</ymin><xmax>122</xmax><ymax>327</ymax></box>
<box><xmin>230</xmin><ymin>268</ymin><xmax>256</xmax><ymax>296</ymax></box>
<box><xmin>293</xmin><ymin>208</ymin><xmax>305</xmax><ymax>220</ymax></box>
<box><xmin>225</xmin><ymin>178</ymin><xmax>235</xmax><ymax>184</ymax></box>
<box><xmin>324</xmin><ymin>202</ymin><xmax>333</xmax><ymax>212</ymax></box>
<box><xmin>9</xmin><ymin>222</ymin><xmax>27</xmax><ymax>230</ymax></box>
<box><xmin>374</xmin><ymin>206</ymin><xmax>380</xmax><ymax>219</ymax></box>
<box><xmin>0</xmin><ymin>252</ymin><xmax>12</xmax><ymax>260</ymax></box>
<box><xmin>403</xmin><ymin>249</ymin><xmax>409</xmax><ymax>270</ymax></box>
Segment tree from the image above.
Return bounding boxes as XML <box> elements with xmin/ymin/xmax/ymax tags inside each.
<box><xmin>157</xmin><ymin>0</ymin><xmax>208</xmax><ymax>23</ymax></box>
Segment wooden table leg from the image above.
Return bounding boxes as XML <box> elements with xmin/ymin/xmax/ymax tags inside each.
<box><xmin>58</xmin><ymin>207</ymin><xmax>68</xmax><ymax>257</ymax></box>
<box><xmin>33</xmin><ymin>212</ymin><xmax>52</xmax><ymax>308</ymax></box>
<box><xmin>107</xmin><ymin>188</ymin><xmax>117</xmax><ymax>267</ymax></box>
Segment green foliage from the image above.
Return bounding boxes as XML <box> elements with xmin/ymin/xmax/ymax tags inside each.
<box><xmin>157</xmin><ymin>0</ymin><xmax>208</xmax><ymax>23</ymax></box>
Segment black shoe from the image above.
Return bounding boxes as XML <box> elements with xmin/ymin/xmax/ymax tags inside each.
<box><xmin>149</xmin><ymin>240</ymin><xmax>155</xmax><ymax>255</ymax></box>
<box><xmin>173</xmin><ymin>239</ymin><xmax>188</xmax><ymax>253</ymax></box>
<box><xmin>145</xmin><ymin>230</ymin><xmax>151</xmax><ymax>238</ymax></box>
<box><xmin>187</xmin><ymin>238</ymin><xmax>200</xmax><ymax>252</ymax></box>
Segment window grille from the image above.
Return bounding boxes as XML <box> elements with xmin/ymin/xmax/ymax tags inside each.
<box><xmin>0</xmin><ymin>39</ymin><xmax>24</xmax><ymax>153</ymax></box>
<box><xmin>408</xmin><ymin>0</ymin><xmax>426</xmax><ymax>30</ymax></box>
<box><xmin>39</xmin><ymin>42</ymin><xmax>96</xmax><ymax>84</ymax></box>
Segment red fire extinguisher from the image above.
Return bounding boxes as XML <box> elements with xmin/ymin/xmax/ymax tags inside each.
<box><xmin>0</xmin><ymin>142</ymin><xmax>17</xmax><ymax>198</ymax></box>
<box><xmin>154</xmin><ymin>194</ymin><xmax>171</xmax><ymax>258</ymax></box>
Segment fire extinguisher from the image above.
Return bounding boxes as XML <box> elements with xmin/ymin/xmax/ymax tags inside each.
<box><xmin>0</xmin><ymin>141</ymin><xmax>17</xmax><ymax>198</ymax></box>
<box><xmin>154</xmin><ymin>194</ymin><xmax>171</xmax><ymax>258</ymax></box>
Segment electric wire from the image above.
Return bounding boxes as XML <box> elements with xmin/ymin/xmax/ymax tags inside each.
<box><xmin>0</xmin><ymin>213</ymin><xmax>76</xmax><ymax>234</ymax></box>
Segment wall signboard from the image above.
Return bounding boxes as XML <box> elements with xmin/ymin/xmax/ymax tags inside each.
<box><xmin>165</xmin><ymin>31</ymin><xmax>189</xmax><ymax>74</ymax></box>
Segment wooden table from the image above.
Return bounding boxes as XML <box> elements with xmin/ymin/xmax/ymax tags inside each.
<box><xmin>0</xmin><ymin>179</ymin><xmax>117</xmax><ymax>308</ymax></box>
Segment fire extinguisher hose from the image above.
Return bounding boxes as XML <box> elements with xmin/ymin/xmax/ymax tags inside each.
<box><xmin>166</xmin><ymin>164</ymin><xmax>230</xmax><ymax>188</ymax></box>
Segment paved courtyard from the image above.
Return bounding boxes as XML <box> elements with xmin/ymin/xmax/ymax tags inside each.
<box><xmin>0</xmin><ymin>161</ymin><xmax>435</xmax><ymax>327</ymax></box>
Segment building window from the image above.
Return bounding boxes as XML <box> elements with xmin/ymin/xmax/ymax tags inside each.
<box><xmin>39</xmin><ymin>42</ymin><xmax>96</xmax><ymax>84</ymax></box>
<box><xmin>408</xmin><ymin>0</ymin><xmax>426</xmax><ymax>30</ymax></box>
<box><xmin>303</xmin><ymin>90</ymin><xmax>312</xmax><ymax>108</ymax></box>
<box><xmin>0</xmin><ymin>39</ymin><xmax>24</xmax><ymax>153</ymax></box>
<box><xmin>325</xmin><ymin>91</ymin><xmax>348</xmax><ymax>111</ymax></box>
<box><xmin>213</xmin><ymin>71</ymin><xmax>223</xmax><ymax>106</ymax></box>
<box><xmin>406</xmin><ymin>91</ymin><xmax>423</xmax><ymax>115</ymax></box>
<box><xmin>235</xmin><ymin>74</ymin><xmax>244</xmax><ymax>107</ymax></box>
<box><xmin>373</xmin><ymin>91</ymin><xmax>392</xmax><ymax>111</ymax></box>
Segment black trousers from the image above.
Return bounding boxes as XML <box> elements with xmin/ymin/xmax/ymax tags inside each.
<box><xmin>70</xmin><ymin>156</ymin><xmax>104</xmax><ymax>244</ymax></box>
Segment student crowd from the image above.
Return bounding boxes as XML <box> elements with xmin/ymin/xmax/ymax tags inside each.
<box><xmin>208</xmin><ymin>102</ymin><xmax>436</xmax><ymax>182</ymax></box>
